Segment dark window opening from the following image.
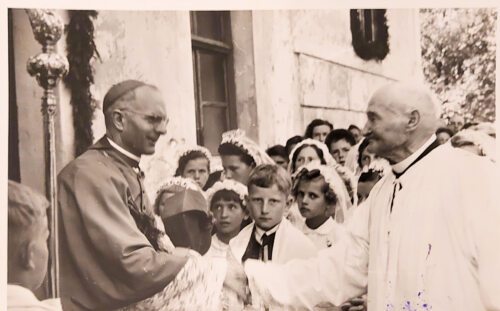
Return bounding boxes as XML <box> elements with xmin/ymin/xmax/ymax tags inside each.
<box><xmin>350</xmin><ymin>9</ymin><xmax>390</xmax><ymax>61</ymax></box>
<box><xmin>191</xmin><ymin>11</ymin><xmax>236</xmax><ymax>155</ymax></box>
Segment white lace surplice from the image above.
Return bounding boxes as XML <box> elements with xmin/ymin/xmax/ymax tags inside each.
<box><xmin>118</xmin><ymin>251</ymin><xmax>227</xmax><ymax>311</ymax></box>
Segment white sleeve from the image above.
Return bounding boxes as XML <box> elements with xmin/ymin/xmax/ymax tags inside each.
<box><xmin>461</xmin><ymin>157</ymin><xmax>500</xmax><ymax>310</ymax></box>
<box><xmin>244</xmin><ymin>200</ymin><xmax>371</xmax><ymax>309</ymax></box>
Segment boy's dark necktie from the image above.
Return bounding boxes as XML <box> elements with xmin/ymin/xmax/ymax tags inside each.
<box><xmin>241</xmin><ymin>228</ymin><xmax>276</xmax><ymax>262</ymax></box>
<box><xmin>260</xmin><ymin>233</ymin><xmax>276</xmax><ymax>262</ymax></box>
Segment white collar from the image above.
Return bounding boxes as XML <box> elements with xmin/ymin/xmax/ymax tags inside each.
<box><xmin>254</xmin><ymin>222</ymin><xmax>281</xmax><ymax>244</ymax></box>
<box><xmin>392</xmin><ymin>134</ymin><xmax>436</xmax><ymax>174</ymax></box>
<box><xmin>8</xmin><ymin>284</ymin><xmax>61</xmax><ymax>310</ymax></box>
<box><xmin>107</xmin><ymin>137</ymin><xmax>141</xmax><ymax>163</ymax></box>
<box><xmin>305</xmin><ymin>217</ymin><xmax>336</xmax><ymax>234</ymax></box>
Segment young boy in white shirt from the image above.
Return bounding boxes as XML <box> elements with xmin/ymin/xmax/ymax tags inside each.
<box><xmin>7</xmin><ymin>181</ymin><xmax>62</xmax><ymax>310</ymax></box>
<box><xmin>230</xmin><ymin>164</ymin><xmax>316</xmax><ymax>264</ymax></box>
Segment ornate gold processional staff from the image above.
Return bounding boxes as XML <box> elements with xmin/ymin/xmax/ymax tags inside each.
<box><xmin>25</xmin><ymin>9</ymin><xmax>69</xmax><ymax>298</ymax></box>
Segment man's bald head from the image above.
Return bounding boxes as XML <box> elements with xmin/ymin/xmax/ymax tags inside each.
<box><xmin>363</xmin><ymin>82</ymin><xmax>441</xmax><ymax>163</ymax></box>
<box><xmin>370</xmin><ymin>82</ymin><xmax>440</xmax><ymax>124</ymax></box>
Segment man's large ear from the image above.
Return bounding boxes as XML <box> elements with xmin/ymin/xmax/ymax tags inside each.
<box><xmin>407</xmin><ymin>110</ymin><xmax>421</xmax><ymax>131</ymax></box>
<box><xmin>111</xmin><ymin>109</ymin><xmax>126</xmax><ymax>132</ymax></box>
<box><xmin>20</xmin><ymin>241</ymin><xmax>36</xmax><ymax>271</ymax></box>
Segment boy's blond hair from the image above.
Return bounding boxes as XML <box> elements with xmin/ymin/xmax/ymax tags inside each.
<box><xmin>247</xmin><ymin>164</ymin><xmax>292</xmax><ymax>195</ymax></box>
<box><xmin>8</xmin><ymin>181</ymin><xmax>48</xmax><ymax>253</ymax></box>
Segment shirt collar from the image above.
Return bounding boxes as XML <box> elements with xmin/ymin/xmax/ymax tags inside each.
<box><xmin>392</xmin><ymin>134</ymin><xmax>436</xmax><ymax>174</ymax></box>
<box><xmin>305</xmin><ymin>217</ymin><xmax>336</xmax><ymax>234</ymax></box>
<box><xmin>254</xmin><ymin>222</ymin><xmax>280</xmax><ymax>244</ymax></box>
<box><xmin>107</xmin><ymin>137</ymin><xmax>141</xmax><ymax>163</ymax></box>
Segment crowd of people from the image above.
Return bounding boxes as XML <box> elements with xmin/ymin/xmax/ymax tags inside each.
<box><xmin>7</xmin><ymin>80</ymin><xmax>499</xmax><ymax>311</ymax></box>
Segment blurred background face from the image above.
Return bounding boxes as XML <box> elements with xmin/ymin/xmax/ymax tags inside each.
<box><xmin>360</xmin><ymin>148</ymin><xmax>375</xmax><ymax>170</ymax></box>
<box><xmin>437</xmin><ymin>131</ymin><xmax>452</xmax><ymax>145</ymax></box>
<box><xmin>247</xmin><ymin>184</ymin><xmax>287</xmax><ymax>230</ymax></box>
<box><xmin>312</xmin><ymin>125</ymin><xmax>331</xmax><ymax>142</ymax></box>
<box><xmin>294</xmin><ymin>146</ymin><xmax>321</xmax><ymax>171</ymax></box>
<box><xmin>211</xmin><ymin>198</ymin><xmax>246</xmax><ymax>236</ymax></box>
<box><xmin>270</xmin><ymin>155</ymin><xmax>289</xmax><ymax>170</ymax></box>
<box><xmin>296</xmin><ymin>178</ymin><xmax>329</xmax><ymax>220</ymax></box>
<box><xmin>221</xmin><ymin>155</ymin><xmax>254</xmax><ymax>185</ymax></box>
<box><xmin>449</xmin><ymin>115</ymin><xmax>465</xmax><ymax>133</ymax></box>
<box><xmin>182</xmin><ymin>157</ymin><xmax>209</xmax><ymax>188</ymax></box>
<box><xmin>120</xmin><ymin>87</ymin><xmax>167</xmax><ymax>156</ymax></box>
<box><xmin>330</xmin><ymin>139</ymin><xmax>352</xmax><ymax>166</ymax></box>
<box><xmin>349</xmin><ymin>127</ymin><xmax>362</xmax><ymax>143</ymax></box>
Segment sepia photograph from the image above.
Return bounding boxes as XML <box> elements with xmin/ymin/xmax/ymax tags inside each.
<box><xmin>5</xmin><ymin>4</ymin><xmax>498</xmax><ymax>310</ymax></box>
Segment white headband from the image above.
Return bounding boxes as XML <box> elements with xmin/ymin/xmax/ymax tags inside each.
<box><xmin>156</xmin><ymin>176</ymin><xmax>204</xmax><ymax>197</ymax></box>
<box><xmin>288</xmin><ymin>138</ymin><xmax>337</xmax><ymax>172</ymax></box>
<box><xmin>220</xmin><ymin>129</ymin><xmax>274</xmax><ymax>166</ymax></box>
<box><xmin>205</xmin><ymin>179</ymin><xmax>248</xmax><ymax>207</ymax></box>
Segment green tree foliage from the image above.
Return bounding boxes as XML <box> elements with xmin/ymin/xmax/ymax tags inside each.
<box><xmin>420</xmin><ymin>8</ymin><xmax>496</xmax><ymax>123</ymax></box>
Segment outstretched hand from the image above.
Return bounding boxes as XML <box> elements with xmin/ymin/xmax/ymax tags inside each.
<box><xmin>224</xmin><ymin>251</ymin><xmax>249</xmax><ymax>302</ymax></box>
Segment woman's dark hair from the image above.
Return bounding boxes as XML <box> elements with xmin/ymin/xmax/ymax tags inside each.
<box><xmin>210</xmin><ymin>189</ymin><xmax>245</xmax><ymax>210</ymax></box>
<box><xmin>461</xmin><ymin>122</ymin><xmax>479</xmax><ymax>130</ymax></box>
<box><xmin>266</xmin><ymin>144</ymin><xmax>288</xmax><ymax>159</ymax></box>
<box><xmin>175</xmin><ymin>150</ymin><xmax>210</xmax><ymax>177</ymax></box>
<box><xmin>304</xmin><ymin>119</ymin><xmax>334</xmax><ymax>139</ymax></box>
<box><xmin>203</xmin><ymin>170</ymin><xmax>223</xmax><ymax>191</ymax></box>
<box><xmin>292</xmin><ymin>169</ymin><xmax>337</xmax><ymax>206</ymax></box>
<box><xmin>357</xmin><ymin>138</ymin><xmax>371</xmax><ymax>168</ymax></box>
<box><xmin>348</xmin><ymin>124</ymin><xmax>361</xmax><ymax>132</ymax></box>
<box><xmin>325</xmin><ymin>129</ymin><xmax>356</xmax><ymax>149</ymax></box>
<box><xmin>290</xmin><ymin>144</ymin><xmax>327</xmax><ymax>173</ymax></box>
<box><xmin>358</xmin><ymin>169</ymin><xmax>382</xmax><ymax>183</ymax></box>
<box><xmin>285</xmin><ymin>135</ymin><xmax>304</xmax><ymax>155</ymax></box>
<box><xmin>218</xmin><ymin>143</ymin><xmax>256</xmax><ymax>167</ymax></box>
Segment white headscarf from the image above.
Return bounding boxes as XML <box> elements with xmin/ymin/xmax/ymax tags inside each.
<box><xmin>292</xmin><ymin>161</ymin><xmax>352</xmax><ymax>224</ymax></box>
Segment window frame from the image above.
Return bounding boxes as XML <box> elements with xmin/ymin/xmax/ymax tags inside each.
<box><xmin>190</xmin><ymin>11</ymin><xmax>237</xmax><ymax>154</ymax></box>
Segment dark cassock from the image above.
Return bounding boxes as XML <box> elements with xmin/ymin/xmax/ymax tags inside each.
<box><xmin>57</xmin><ymin>136</ymin><xmax>187</xmax><ymax>310</ymax></box>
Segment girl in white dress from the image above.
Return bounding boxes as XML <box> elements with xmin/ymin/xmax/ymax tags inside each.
<box><xmin>205</xmin><ymin>180</ymin><xmax>249</xmax><ymax>258</ymax></box>
<box><xmin>292</xmin><ymin>162</ymin><xmax>349</xmax><ymax>251</ymax></box>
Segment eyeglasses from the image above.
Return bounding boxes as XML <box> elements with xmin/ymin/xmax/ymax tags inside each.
<box><xmin>116</xmin><ymin>108</ymin><xmax>169</xmax><ymax>128</ymax></box>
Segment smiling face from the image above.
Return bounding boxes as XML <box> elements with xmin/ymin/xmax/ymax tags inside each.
<box><xmin>363</xmin><ymin>95</ymin><xmax>409</xmax><ymax>162</ymax></box>
<box><xmin>312</xmin><ymin>125</ymin><xmax>332</xmax><ymax>143</ymax></box>
<box><xmin>294</xmin><ymin>146</ymin><xmax>321</xmax><ymax>171</ymax></box>
<box><xmin>119</xmin><ymin>86</ymin><xmax>167</xmax><ymax>156</ymax></box>
<box><xmin>182</xmin><ymin>157</ymin><xmax>210</xmax><ymax>188</ymax></box>
<box><xmin>221</xmin><ymin>155</ymin><xmax>254</xmax><ymax>185</ymax></box>
<box><xmin>247</xmin><ymin>184</ymin><xmax>288</xmax><ymax>230</ymax></box>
